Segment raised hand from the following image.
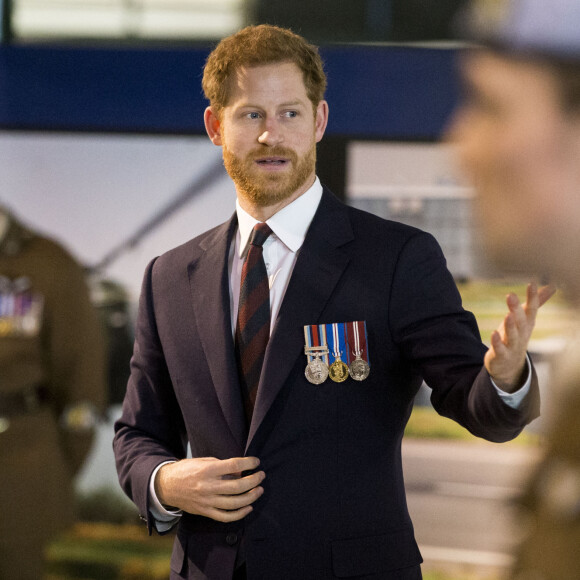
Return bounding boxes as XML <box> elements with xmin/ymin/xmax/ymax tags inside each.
<box><xmin>484</xmin><ymin>283</ymin><xmax>556</xmax><ymax>392</ymax></box>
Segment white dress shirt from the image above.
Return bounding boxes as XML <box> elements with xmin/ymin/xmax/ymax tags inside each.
<box><xmin>148</xmin><ymin>177</ymin><xmax>531</xmax><ymax>528</ymax></box>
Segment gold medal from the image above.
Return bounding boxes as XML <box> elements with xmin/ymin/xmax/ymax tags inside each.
<box><xmin>329</xmin><ymin>359</ymin><xmax>349</xmax><ymax>383</ymax></box>
<box><xmin>327</xmin><ymin>321</ymin><xmax>349</xmax><ymax>382</ymax></box>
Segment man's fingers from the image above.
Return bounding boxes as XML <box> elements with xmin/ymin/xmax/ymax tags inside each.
<box><xmin>206</xmin><ymin>505</ymin><xmax>255</xmax><ymax>523</ymax></box>
<box><xmin>490</xmin><ymin>329</ymin><xmax>506</xmax><ymax>353</ymax></box>
<box><xmin>214</xmin><ymin>469</ymin><xmax>266</xmax><ymax>495</ymax></box>
<box><xmin>196</xmin><ymin>463</ymin><xmax>265</xmax><ymax>504</ymax></box>
<box><xmin>195</xmin><ymin>475</ymin><xmax>265</xmax><ymax>522</ymax></box>
<box><xmin>537</xmin><ymin>284</ymin><xmax>557</xmax><ymax>307</ymax></box>
<box><xmin>212</xmin><ymin>485</ymin><xmax>265</xmax><ymax>511</ymax></box>
<box><xmin>509</xmin><ymin>283</ymin><xmax>552</xmax><ymax>331</ymax></box>
<box><xmin>506</xmin><ymin>292</ymin><xmax>520</xmax><ymax>312</ymax></box>
<box><xmin>506</xmin><ymin>293</ymin><xmax>530</xmax><ymax>330</ymax></box>
<box><xmin>506</xmin><ymin>293</ymin><xmax>531</xmax><ymax>336</ymax></box>
<box><xmin>210</xmin><ymin>456</ymin><xmax>261</xmax><ymax>477</ymax></box>
<box><xmin>526</xmin><ymin>281</ymin><xmax>538</xmax><ymax>305</ymax></box>
<box><xmin>524</xmin><ymin>283</ymin><xmax>556</xmax><ymax>312</ymax></box>
<box><xmin>198</xmin><ymin>456</ymin><xmax>261</xmax><ymax>483</ymax></box>
<box><xmin>502</xmin><ymin>311</ymin><xmax>520</xmax><ymax>345</ymax></box>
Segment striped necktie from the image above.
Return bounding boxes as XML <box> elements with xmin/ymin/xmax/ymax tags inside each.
<box><xmin>235</xmin><ymin>222</ymin><xmax>272</xmax><ymax>423</ymax></box>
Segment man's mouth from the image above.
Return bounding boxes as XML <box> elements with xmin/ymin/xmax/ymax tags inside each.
<box><xmin>255</xmin><ymin>157</ymin><xmax>289</xmax><ymax>166</ymax></box>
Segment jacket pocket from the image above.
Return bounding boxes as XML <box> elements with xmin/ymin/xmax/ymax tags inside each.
<box><xmin>331</xmin><ymin>528</ymin><xmax>422</xmax><ymax>578</ymax></box>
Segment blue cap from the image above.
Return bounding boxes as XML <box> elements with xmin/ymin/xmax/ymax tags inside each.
<box><xmin>457</xmin><ymin>0</ymin><xmax>580</xmax><ymax>60</ymax></box>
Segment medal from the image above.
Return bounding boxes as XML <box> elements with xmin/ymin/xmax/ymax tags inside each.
<box><xmin>305</xmin><ymin>350</ymin><xmax>329</xmax><ymax>385</ymax></box>
<box><xmin>328</xmin><ymin>323</ymin><xmax>349</xmax><ymax>383</ymax></box>
<box><xmin>346</xmin><ymin>321</ymin><xmax>370</xmax><ymax>381</ymax></box>
<box><xmin>304</xmin><ymin>321</ymin><xmax>370</xmax><ymax>385</ymax></box>
<box><xmin>304</xmin><ymin>326</ymin><xmax>329</xmax><ymax>385</ymax></box>
<box><xmin>329</xmin><ymin>359</ymin><xmax>349</xmax><ymax>382</ymax></box>
<box><xmin>349</xmin><ymin>356</ymin><xmax>370</xmax><ymax>381</ymax></box>
<box><xmin>0</xmin><ymin>285</ymin><xmax>43</xmax><ymax>338</ymax></box>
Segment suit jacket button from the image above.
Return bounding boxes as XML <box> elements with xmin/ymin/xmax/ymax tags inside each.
<box><xmin>225</xmin><ymin>533</ymin><xmax>238</xmax><ymax>546</ymax></box>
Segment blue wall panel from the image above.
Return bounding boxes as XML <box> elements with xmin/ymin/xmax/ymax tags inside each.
<box><xmin>323</xmin><ymin>45</ymin><xmax>460</xmax><ymax>139</ymax></box>
<box><xmin>0</xmin><ymin>43</ymin><xmax>460</xmax><ymax>139</ymax></box>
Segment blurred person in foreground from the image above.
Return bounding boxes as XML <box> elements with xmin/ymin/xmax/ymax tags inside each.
<box><xmin>451</xmin><ymin>0</ymin><xmax>580</xmax><ymax>578</ymax></box>
<box><xmin>114</xmin><ymin>24</ymin><xmax>551</xmax><ymax>580</ymax></box>
<box><xmin>0</xmin><ymin>205</ymin><xmax>106</xmax><ymax>579</ymax></box>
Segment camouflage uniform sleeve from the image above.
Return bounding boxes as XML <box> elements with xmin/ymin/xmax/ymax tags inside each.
<box><xmin>511</xmin><ymin>388</ymin><xmax>580</xmax><ymax>580</ymax></box>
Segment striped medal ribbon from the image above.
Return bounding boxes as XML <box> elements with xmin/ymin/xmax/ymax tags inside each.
<box><xmin>327</xmin><ymin>322</ymin><xmax>349</xmax><ymax>383</ymax></box>
<box><xmin>346</xmin><ymin>321</ymin><xmax>370</xmax><ymax>381</ymax></box>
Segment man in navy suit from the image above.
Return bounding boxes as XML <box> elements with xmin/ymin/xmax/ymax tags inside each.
<box><xmin>114</xmin><ymin>24</ymin><xmax>550</xmax><ymax>580</ymax></box>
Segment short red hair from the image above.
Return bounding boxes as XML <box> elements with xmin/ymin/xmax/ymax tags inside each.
<box><xmin>202</xmin><ymin>24</ymin><xmax>327</xmax><ymax>117</ymax></box>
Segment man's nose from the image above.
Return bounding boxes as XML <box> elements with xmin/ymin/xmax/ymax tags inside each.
<box><xmin>258</xmin><ymin>119</ymin><xmax>284</xmax><ymax>146</ymax></box>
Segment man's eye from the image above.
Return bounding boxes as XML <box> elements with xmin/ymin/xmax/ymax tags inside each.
<box><xmin>247</xmin><ymin>112</ymin><xmax>261</xmax><ymax>119</ymax></box>
<box><xmin>284</xmin><ymin>111</ymin><xmax>298</xmax><ymax>118</ymax></box>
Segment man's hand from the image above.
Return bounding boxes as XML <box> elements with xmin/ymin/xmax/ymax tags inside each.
<box><xmin>484</xmin><ymin>283</ymin><xmax>556</xmax><ymax>392</ymax></box>
<box><xmin>155</xmin><ymin>456</ymin><xmax>265</xmax><ymax>522</ymax></box>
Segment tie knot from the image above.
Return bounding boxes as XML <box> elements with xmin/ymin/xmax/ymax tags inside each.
<box><xmin>249</xmin><ymin>222</ymin><xmax>272</xmax><ymax>248</ymax></box>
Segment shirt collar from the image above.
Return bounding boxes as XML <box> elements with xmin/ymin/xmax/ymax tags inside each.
<box><xmin>235</xmin><ymin>177</ymin><xmax>323</xmax><ymax>258</ymax></box>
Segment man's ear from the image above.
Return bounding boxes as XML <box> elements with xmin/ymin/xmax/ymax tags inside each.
<box><xmin>315</xmin><ymin>100</ymin><xmax>329</xmax><ymax>143</ymax></box>
<box><xmin>204</xmin><ymin>107</ymin><xmax>223</xmax><ymax>146</ymax></box>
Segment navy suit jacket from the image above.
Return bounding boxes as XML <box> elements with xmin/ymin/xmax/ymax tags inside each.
<box><xmin>114</xmin><ymin>188</ymin><xmax>539</xmax><ymax>579</ymax></box>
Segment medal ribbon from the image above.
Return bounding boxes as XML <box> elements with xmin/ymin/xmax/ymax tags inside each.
<box><xmin>305</xmin><ymin>322</ymin><xmax>369</xmax><ymax>369</ymax></box>
<box><xmin>325</xmin><ymin>322</ymin><xmax>347</xmax><ymax>364</ymax></box>
<box><xmin>346</xmin><ymin>321</ymin><xmax>370</xmax><ymax>365</ymax></box>
<box><xmin>304</xmin><ymin>324</ymin><xmax>329</xmax><ymax>365</ymax></box>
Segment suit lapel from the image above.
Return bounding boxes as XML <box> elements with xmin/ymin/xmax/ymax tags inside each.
<box><xmin>246</xmin><ymin>190</ymin><xmax>354</xmax><ymax>448</ymax></box>
<box><xmin>188</xmin><ymin>215</ymin><xmax>247</xmax><ymax>450</ymax></box>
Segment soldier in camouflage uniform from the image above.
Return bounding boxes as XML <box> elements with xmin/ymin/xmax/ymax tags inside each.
<box><xmin>452</xmin><ymin>1</ymin><xmax>580</xmax><ymax>578</ymax></box>
<box><xmin>0</xmin><ymin>206</ymin><xmax>106</xmax><ymax>579</ymax></box>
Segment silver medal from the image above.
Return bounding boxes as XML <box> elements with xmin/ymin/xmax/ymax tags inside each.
<box><xmin>305</xmin><ymin>356</ymin><xmax>329</xmax><ymax>385</ymax></box>
<box><xmin>349</xmin><ymin>355</ymin><xmax>370</xmax><ymax>381</ymax></box>
<box><xmin>304</xmin><ymin>345</ymin><xmax>329</xmax><ymax>385</ymax></box>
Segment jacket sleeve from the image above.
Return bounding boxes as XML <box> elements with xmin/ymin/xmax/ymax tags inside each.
<box><xmin>113</xmin><ymin>258</ymin><xmax>188</xmax><ymax>532</ymax></box>
<box><xmin>389</xmin><ymin>230</ymin><xmax>540</xmax><ymax>442</ymax></box>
